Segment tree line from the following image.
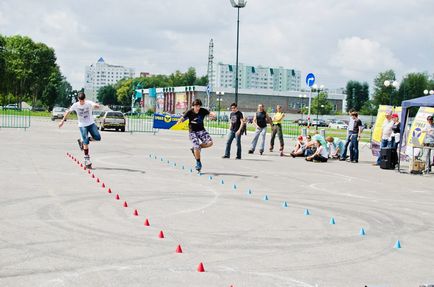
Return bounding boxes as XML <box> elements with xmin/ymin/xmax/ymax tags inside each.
<box><xmin>0</xmin><ymin>34</ymin><xmax>73</xmax><ymax>110</ymax></box>
<box><xmin>346</xmin><ymin>70</ymin><xmax>434</xmax><ymax>115</ymax></box>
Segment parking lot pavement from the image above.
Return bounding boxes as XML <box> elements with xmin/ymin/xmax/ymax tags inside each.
<box><xmin>1</xmin><ymin>118</ymin><xmax>434</xmax><ymax>287</ymax></box>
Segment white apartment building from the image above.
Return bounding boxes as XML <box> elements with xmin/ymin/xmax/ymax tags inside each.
<box><xmin>213</xmin><ymin>62</ymin><xmax>301</xmax><ymax>92</ymax></box>
<box><xmin>84</xmin><ymin>57</ymin><xmax>135</xmax><ymax>101</ymax></box>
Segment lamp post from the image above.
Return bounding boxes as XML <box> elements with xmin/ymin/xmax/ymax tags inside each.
<box><xmin>216</xmin><ymin>91</ymin><xmax>224</xmax><ymax>126</ymax></box>
<box><xmin>229</xmin><ymin>0</ymin><xmax>247</xmax><ymax>105</ymax></box>
<box><xmin>424</xmin><ymin>89</ymin><xmax>434</xmax><ymax>96</ymax></box>
<box><xmin>312</xmin><ymin>84</ymin><xmax>325</xmax><ymax>130</ymax></box>
<box><xmin>384</xmin><ymin>80</ymin><xmax>399</xmax><ymax>106</ymax></box>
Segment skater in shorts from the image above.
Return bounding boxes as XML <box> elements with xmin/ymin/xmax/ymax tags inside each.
<box><xmin>178</xmin><ymin>99</ymin><xmax>215</xmax><ymax>172</ymax></box>
<box><xmin>58</xmin><ymin>92</ymin><xmax>101</xmax><ymax>168</ymax></box>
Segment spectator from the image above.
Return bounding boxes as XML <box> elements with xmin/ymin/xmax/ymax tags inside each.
<box><xmin>269</xmin><ymin>105</ymin><xmax>285</xmax><ymax>156</ymax></box>
<box><xmin>349</xmin><ymin>112</ymin><xmax>363</xmax><ymax>163</ymax></box>
<box><xmin>326</xmin><ymin>136</ymin><xmax>344</xmax><ymax>159</ymax></box>
<box><xmin>248</xmin><ymin>104</ymin><xmax>271</xmax><ymax>155</ymax></box>
<box><xmin>290</xmin><ymin>135</ymin><xmax>305</xmax><ymax>157</ymax></box>
<box><xmin>374</xmin><ymin>111</ymin><xmax>393</xmax><ymax>165</ymax></box>
<box><xmin>305</xmin><ymin>140</ymin><xmax>328</xmax><ymax>162</ymax></box>
<box><xmin>340</xmin><ymin>108</ymin><xmax>356</xmax><ymax>161</ymax></box>
<box><xmin>304</xmin><ymin>135</ymin><xmax>315</xmax><ymax>157</ymax></box>
<box><xmin>390</xmin><ymin>113</ymin><xmax>400</xmax><ymax>149</ymax></box>
<box><xmin>222</xmin><ymin>103</ymin><xmax>245</xmax><ymax>160</ymax></box>
<box><xmin>421</xmin><ymin>115</ymin><xmax>434</xmax><ymax>172</ymax></box>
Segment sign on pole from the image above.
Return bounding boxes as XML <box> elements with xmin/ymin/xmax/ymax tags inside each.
<box><xmin>305</xmin><ymin>73</ymin><xmax>315</xmax><ymax>87</ymax></box>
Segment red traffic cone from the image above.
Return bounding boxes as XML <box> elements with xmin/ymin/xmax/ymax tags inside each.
<box><xmin>176</xmin><ymin>244</ymin><xmax>183</xmax><ymax>253</ymax></box>
<box><xmin>96</xmin><ymin>178</ymin><xmax>100</xmax><ymax>183</ymax></box>
<box><xmin>91</xmin><ymin>174</ymin><xmax>95</xmax><ymax>178</ymax></box>
<box><xmin>144</xmin><ymin>219</ymin><xmax>150</xmax><ymax>226</ymax></box>
<box><xmin>123</xmin><ymin>201</ymin><xmax>128</xmax><ymax>207</ymax></box>
<box><xmin>133</xmin><ymin>209</ymin><xmax>138</xmax><ymax>216</ymax></box>
<box><xmin>88</xmin><ymin>170</ymin><xmax>91</xmax><ymax>174</ymax></box>
<box><xmin>158</xmin><ymin>230</ymin><xmax>164</xmax><ymax>238</ymax></box>
<box><xmin>80</xmin><ymin>163</ymin><xmax>83</xmax><ymax>168</ymax></box>
<box><xmin>83</xmin><ymin>166</ymin><xmax>87</xmax><ymax>170</ymax></box>
<box><xmin>102</xmin><ymin>183</ymin><xmax>105</xmax><ymax>188</ymax></box>
<box><xmin>107</xmin><ymin>188</ymin><xmax>112</xmax><ymax>193</ymax></box>
<box><xmin>115</xmin><ymin>194</ymin><xmax>120</xmax><ymax>200</ymax></box>
<box><xmin>197</xmin><ymin>262</ymin><xmax>205</xmax><ymax>272</ymax></box>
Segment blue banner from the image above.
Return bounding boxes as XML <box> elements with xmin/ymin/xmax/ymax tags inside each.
<box><xmin>153</xmin><ymin>113</ymin><xmax>188</xmax><ymax>130</ymax></box>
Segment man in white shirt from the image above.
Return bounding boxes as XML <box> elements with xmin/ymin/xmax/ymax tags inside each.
<box><xmin>375</xmin><ymin>111</ymin><xmax>393</xmax><ymax>165</ymax></box>
<box><xmin>58</xmin><ymin>92</ymin><xmax>101</xmax><ymax>168</ymax></box>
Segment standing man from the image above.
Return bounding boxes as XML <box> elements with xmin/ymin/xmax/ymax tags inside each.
<box><xmin>178</xmin><ymin>99</ymin><xmax>215</xmax><ymax>172</ymax></box>
<box><xmin>269</xmin><ymin>105</ymin><xmax>285</xmax><ymax>156</ymax></box>
<box><xmin>340</xmin><ymin>108</ymin><xmax>355</xmax><ymax>161</ymax></box>
<box><xmin>58</xmin><ymin>92</ymin><xmax>101</xmax><ymax>168</ymax></box>
<box><xmin>248</xmin><ymin>104</ymin><xmax>270</xmax><ymax>155</ymax></box>
<box><xmin>375</xmin><ymin>111</ymin><xmax>393</xmax><ymax>166</ymax></box>
<box><xmin>349</xmin><ymin>111</ymin><xmax>363</xmax><ymax>163</ymax></box>
<box><xmin>222</xmin><ymin>103</ymin><xmax>245</xmax><ymax>159</ymax></box>
<box><xmin>421</xmin><ymin>115</ymin><xmax>434</xmax><ymax>172</ymax></box>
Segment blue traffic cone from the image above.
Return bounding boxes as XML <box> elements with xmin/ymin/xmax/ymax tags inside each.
<box><xmin>208</xmin><ymin>175</ymin><xmax>213</xmax><ymax>180</ymax></box>
<box><xmin>173</xmin><ymin>163</ymin><xmax>176</xmax><ymax>167</ymax></box>
<box><xmin>233</xmin><ymin>184</ymin><xmax>237</xmax><ymax>190</ymax></box>
<box><xmin>160</xmin><ymin>158</ymin><xmax>163</xmax><ymax>162</ymax></box>
<box><xmin>220</xmin><ymin>179</ymin><xmax>224</xmax><ymax>185</ymax></box>
<box><xmin>263</xmin><ymin>195</ymin><xmax>269</xmax><ymax>201</ymax></box>
<box><xmin>394</xmin><ymin>240</ymin><xmax>401</xmax><ymax>249</ymax></box>
<box><xmin>359</xmin><ymin>228</ymin><xmax>366</xmax><ymax>236</ymax></box>
<box><xmin>246</xmin><ymin>189</ymin><xmax>252</xmax><ymax>195</ymax></box>
<box><xmin>189</xmin><ymin>168</ymin><xmax>193</xmax><ymax>173</ymax></box>
<box><xmin>304</xmin><ymin>209</ymin><xmax>310</xmax><ymax>216</ymax></box>
<box><xmin>182</xmin><ymin>165</ymin><xmax>185</xmax><ymax>170</ymax></box>
<box><xmin>330</xmin><ymin>217</ymin><xmax>336</xmax><ymax>225</ymax></box>
<box><xmin>282</xmin><ymin>201</ymin><xmax>288</xmax><ymax>208</ymax></box>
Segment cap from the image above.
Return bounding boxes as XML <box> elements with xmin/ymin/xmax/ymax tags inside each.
<box><xmin>391</xmin><ymin>113</ymin><xmax>399</xmax><ymax>118</ymax></box>
<box><xmin>297</xmin><ymin>135</ymin><xmax>303</xmax><ymax>140</ymax></box>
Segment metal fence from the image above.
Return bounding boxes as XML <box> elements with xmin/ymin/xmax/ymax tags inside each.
<box><xmin>126</xmin><ymin>114</ymin><xmax>158</xmax><ymax>134</ymax></box>
<box><xmin>0</xmin><ymin>108</ymin><xmax>31</xmax><ymax>129</ymax></box>
<box><xmin>205</xmin><ymin>119</ymin><xmax>230</xmax><ymax>136</ymax></box>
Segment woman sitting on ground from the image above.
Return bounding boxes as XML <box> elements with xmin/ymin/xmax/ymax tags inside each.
<box><xmin>326</xmin><ymin>136</ymin><xmax>344</xmax><ymax>159</ymax></box>
<box><xmin>305</xmin><ymin>140</ymin><xmax>328</xmax><ymax>162</ymax></box>
<box><xmin>290</xmin><ymin>135</ymin><xmax>306</xmax><ymax>157</ymax></box>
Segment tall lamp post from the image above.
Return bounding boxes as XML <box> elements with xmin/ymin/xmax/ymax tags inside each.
<box><xmin>384</xmin><ymin>80</ymin><xmax>399</xmax><ymax>106</ymax></box>
<box><xmin>312</xmin><ymin>84</ymin><xmax>324</xmax><ymax>130</ymax></box>
<box><xmin>216</xmin><ymin>91</ymin><xmax>224</xmax><ymax>126</ymax></box>
<box><xmin>229</xmin><ymin>0</ymin><xmax>247</xmax><ymax>105</ymax></box>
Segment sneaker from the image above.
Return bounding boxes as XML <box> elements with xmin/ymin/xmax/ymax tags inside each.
<box><xmin>84</xmin><ymin>156</ymin><xmax>91</xmax><ymax>166</ymax></box>
<box><xmin>222</xmin><ymin>155</ymin><xmax>230</xmax><ymax>159</ymax></box>
<box><xmin>269</xmin><ymin>148</ymin><xmax>273</xmax><ymax>152</ymax></box>
<box><xmin>339</xmin><ymin>158</ymin><xmax>346</xmax><ymax>161</ymax></box>
<box><xmin>259</xmin><ymin>150</ymin><xmax>264</xmax><ymax>155</ymax></box>
<box><xmin>280</xmin><ymin>151</ymin><xmax>284</xmax><ymax>157</ymax></box>
<box><xmin>290</xmin><ymin>152</ymin><xmax>295</xmax><ymax>158</ymax></box>
<box><xmin>235</xmin><ymin>157</ymin><xmax>241</xmax><ymax>160</ymax></box>
<box><xmin>248</xmin><ymin>150</ymin><xmax>254</xmax><ymax>154</ymax></box>
<box><xmin>77</xmin><ymin>139</ymin><xmax>83</xmax><ymax>151</ymax></box>
<box><xmin>351</xmin><ymin>160</ymin><xmax>358</xmax><ymax>163</ymax></box>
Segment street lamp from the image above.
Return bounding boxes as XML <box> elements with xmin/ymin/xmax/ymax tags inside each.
<box><xmin>424</xmin><ymin>89</ymin><xmax>434</xmax><ymax>95</ymax></box>
<box><xmin>384</xmin><ymin>80</ymin><xmax>399</xmax><ymax>106</ymax></box>
<box><xmin>312</xmin><ymin>84</ymin><xmax>325</xmax><ymax>130</ymax></box>
<box><xmin>298</xmin><ymin>94</ymin><xmax>307</xmax><ymax>120</ymax></box>
<box><xmin>216</xmin><ymin>91</ymin><xmax>224</xmax><ymax>125</ymax></box>
<box><xmin>229</xmin><ymin>0</ymin><xmax>247</xmax><ymax>105</ymax></box>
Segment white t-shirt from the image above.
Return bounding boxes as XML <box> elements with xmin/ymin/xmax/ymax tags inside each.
<box><xmin>69</xmin><ymin>101</ymin><xmax>95</xmax><ymax>127</ymax></box>
<box><xmin>381</xmin><ymin>119</ymin><xmax>394</xmax><ymax>140</ymax></box>
<box><xmin>317</xmin><ymin>146</ymin><xmax>329</xmax><ymax>158</ymax></box>
<box><xmin>423</xmin><ymin>123</ymin><xmax>434</xmax><ymax>144</ymax></box>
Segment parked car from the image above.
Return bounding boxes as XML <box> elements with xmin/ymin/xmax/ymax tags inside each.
<box><xmin>328</xmin><ymin>120</ymin><xmax>348</xmax><ymax>129</ymax></box>
<box><xmin>98</xmin><ymin>111</ymin><xmax>126</xmax><ymax>132</ymax></box>
<box><xmin>3</xmin><ymin>104</ymin><xmax>19</xmax><ymax>110</ymax></box>
<box><xmin>298</xmin><ymin>119</ymin><xmax>308</xmax><ymax>126</ymax></box>
<box><xmin>92</xmin><ymin>110</ymin><xmax>104</xmax><ymax>120</ymax></box>
<box><xmin>51</xmin><ymin>107</ymin><xmax>67</xmax><ymax>121</ymax></box>
<box><xmin>311</xmin><ymin>119</ymin><xmax>328</xmax><ymax>127</ymax></box>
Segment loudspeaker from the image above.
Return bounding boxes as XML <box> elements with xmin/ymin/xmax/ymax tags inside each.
<box><xmin>380</xmin><ymin>147</ymin><xmax>397</xmax><ymax>170</ymax></box>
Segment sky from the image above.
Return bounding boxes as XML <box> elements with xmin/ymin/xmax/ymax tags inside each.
<box><xmin>0</xmin><ymin>0</ymin><xmax>433</xmax><ymax>90</ymax></box>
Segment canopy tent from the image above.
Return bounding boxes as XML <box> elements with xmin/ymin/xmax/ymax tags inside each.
<box><xmin>398</xmin><ymin>94</ymin><xmax>434</xmax><ymax>171</ymax></box>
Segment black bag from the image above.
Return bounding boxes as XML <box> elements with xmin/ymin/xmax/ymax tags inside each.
<box><xmin>380</xmin><ymin>147</ymin><xmax>397</xmax><ymax>170</ymax></box>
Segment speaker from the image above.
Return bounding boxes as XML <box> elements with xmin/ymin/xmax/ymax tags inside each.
<box><xmin>380</xmin><ymin>147</ymin><xmax>397</xmax><ymax>170</ymax></box>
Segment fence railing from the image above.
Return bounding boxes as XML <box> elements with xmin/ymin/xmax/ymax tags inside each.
<box><xmin>126</xmin><ymin>114</ymin><xmax>158</xmax><ymax>134</ymax></box>
<box><xmin>0</xmin><ymin>108</ymin><xmax>31</xmax><ymax>129</ymax></box>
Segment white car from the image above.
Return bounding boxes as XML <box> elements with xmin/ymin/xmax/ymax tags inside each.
<box><xmin>328</xmin><ymin>120</ymin><xmax>348</xmax><ymax>129</ymax></box>
<box><xmin>51</xmin><ymin>107</ymin><xmax>67</xmax><ymax>120</ymax></box>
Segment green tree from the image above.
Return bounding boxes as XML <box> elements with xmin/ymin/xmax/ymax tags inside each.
<box><xmin>0</xmin><ymin>34</ymin><xmax>6</xmax><ymax>104</ymax></box>
<box><xmin>115</xmin><ymin>78</ymin><xmax>134</xmax><ymax>106</ymax></box>
<box><xmin>55</xmin><ymin>78</ymin><xmax>73</xmax><ymax>108</ymax></box>
<box><xmin>397</xmin><ymin>72</ymin><xmax>432</xmax><ymax>103</ymax></box>
<box><xmin>372</xmin><ymin>69</ymin><xmax>397</xmax><ymax>107</ymax></box>
<box><xmin>97</xmin><ymin>85</ymin><xmax>118</xmax><ymax>105</ymax></box>
<box><xmin>41</xmin><ymin>67</ymin><xmax>63</xmax><ymax>110</ymax></box>
<box><xmin>360</xmin><ymin>100</ymin><xmax>377</xmax><ymax>115</ymax></box>
<box><xmin>345</xmin><ymin>81</ymin><xmax>369</xmax><ymax>112</ymax></box>
<box><xmin>311</xmin><ymin>91</ymin><xmax>334</xmax><ymax>115</ymax></box>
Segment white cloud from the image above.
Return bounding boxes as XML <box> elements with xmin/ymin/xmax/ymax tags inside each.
<box><xmin>330</xmin><ymin>37</ymin><xmax>403</xmax><ymax>79</ymax></box>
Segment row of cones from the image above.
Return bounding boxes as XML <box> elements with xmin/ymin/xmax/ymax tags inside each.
<box><xmin>68</xmin><ymin>152</ymin><xmax>208</xmax><ymax>272</ymax></box>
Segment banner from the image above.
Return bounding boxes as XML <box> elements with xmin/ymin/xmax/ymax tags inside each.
<box><xmin>405</xmin><ymin>107</ymin><xmax>434</xmax><ymax>155</ymax></box>
<box><xmin>175</xmin><ymin>93</ymin><xmax>188</xmax><ymax>110</ymax></box>
<box><xmin>152</xmin><ymin>113</ymin><xmax>188</xmax><ymax>130</ymax></box>
<box><xmin>371</xmin><ymin>105</ymin><xmax>401</xmax><ymax>156</ymax></box>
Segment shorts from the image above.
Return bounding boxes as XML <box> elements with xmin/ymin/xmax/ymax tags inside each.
<box><xmin>79</xmin><ymin>123</ymin><xmax>101</xmax><ymax>145</ymax></box>
<box><xmin>189</xmin><ymin>130</ymin><xmax>212</xmax><ymax>150</ymax></box>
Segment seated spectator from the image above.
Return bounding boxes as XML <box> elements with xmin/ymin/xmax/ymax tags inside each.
<box><xmin>305</xmin><ymin>140</ymin><xmax>328</xmax><ymax>162</ymax></box>
<box><xmin>290</xmin><ymin>135</ymin><xmax>305</xmax><ymax>157</ymax></box>
<box><xmin>304</xmin><ymin>135</ymin><xmax>315</xmax><ymax>157</ymax></box>
<box><xmin>312</xmin><ymin>131</ymin><xmax>329</xmax><ymax>154</ymax></box>
<box><xmin>326</xmin><ymin>136</ymin><xmax>344</xmax><ymax>159</ymax></box>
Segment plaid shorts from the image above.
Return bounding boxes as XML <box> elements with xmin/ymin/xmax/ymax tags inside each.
<box><xmin>189</xmin><ymin>130</ymin><xmax>212</xmax><ymax>150</ymax></box>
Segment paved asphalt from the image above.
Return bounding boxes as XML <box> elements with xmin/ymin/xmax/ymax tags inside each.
<box><xmin>1</xmin><ymin>118</ymin><xmax>434</xmax><ymax>287</ymax></box>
